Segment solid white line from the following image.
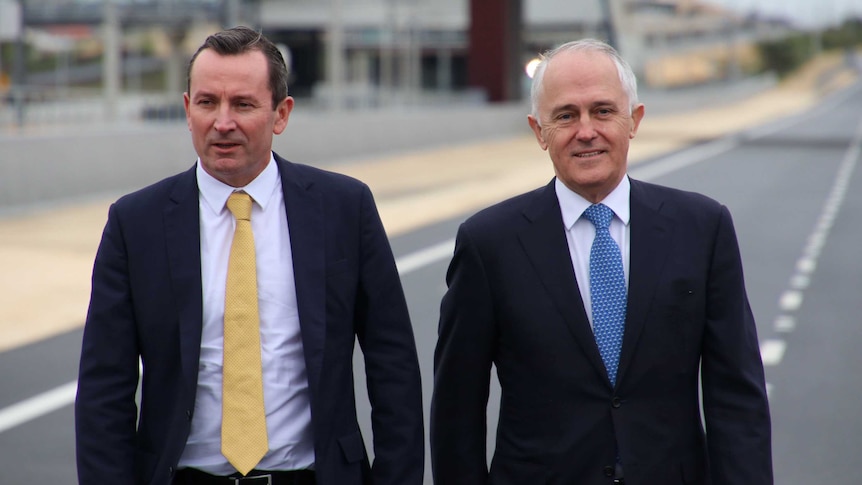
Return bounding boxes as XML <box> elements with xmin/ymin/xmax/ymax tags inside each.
<box><xmin>760</xmin><ymin>340</ymin><xmax>787</xmax><ymax>366</ymax></box>
<box><xmin>630</xmin><ymin>138</ymin><xmax>738</xmax><ymax>182</ymax></box>
<box><xmin>0</xmin><ymin>381</ymin><xmax>78</xmax><ymax>434</ymax></box>
<box><xmin>0</xmin><ymin>240</ymin><xmax>458</xmax><ymax>435</ymax></box>
<box><xmin>396</xmin><ymin>238</ymin><xmax>455</xmax><ymax>276</ymax></box>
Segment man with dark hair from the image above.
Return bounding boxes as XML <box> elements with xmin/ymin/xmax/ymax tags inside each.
<box><xmin>76</xmin><ymin>26</ymin><xmax>424</xmax><ymax>485</ymax></box>
<box><xmin>431</xmin><ymin>39</ymin><xmax>772</xmax><ymax>484</ymax></box>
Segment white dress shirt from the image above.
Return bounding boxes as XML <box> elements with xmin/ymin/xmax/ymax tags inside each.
<box><xmin>177</xmin><ymin>155</ymin><xmax>315</xmax><ymax>474</ymax></box>
<box><xmin>555</xmin><ymin>175</ymin><xmax>631</xmax><ymax>328</ymax></box>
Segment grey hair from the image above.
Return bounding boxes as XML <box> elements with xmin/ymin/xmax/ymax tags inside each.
<box><xmin>529</xmin><ymin>39</ymin><xmax>639</xmax><ymax>124</ymax></box>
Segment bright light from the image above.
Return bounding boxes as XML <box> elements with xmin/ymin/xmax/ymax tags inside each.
<box><xmin>525</xmin><ymin>58</ymin><xmax>542</xmax><ymax>79</ymax></box>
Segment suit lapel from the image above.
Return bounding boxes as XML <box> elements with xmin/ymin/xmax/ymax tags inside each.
<box><xmin>276</xmin><ymin>157</ymin><xmax>326</xmax><ymax>396</ymax></box>
<box><xmin>616</xmin><ymin>179</ymin><xmax>673</xmax><ymax>386</ymax></box>
<box><xmin>519</xmin><ymin>181</ymin><xmax>610</xmax><ymax>383</ymax></box>
<box><xmin>163</xmin><ymin>165</ymin><xmax>204</xmax><ymax>393</ymax></box>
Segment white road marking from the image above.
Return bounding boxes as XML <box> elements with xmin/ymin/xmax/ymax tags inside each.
<box><xmin>0</xmin><ymin>381</ymin><xmax>78</xmax><ymax>434</ymax></box>
<box><xmin>779</xmin><ymin>290</ymin><xmax>804</xmax><ymax>312</ymax></box>
<box><xmin>796</xmin><ymin>257</ymin><xmax>817</xmax><ymax>274</ymax></box>
<box><xmin>396</xmin><ymin>238</ymin><xmax>455</xmax><ymax>276</ymax></box>
<box><xmin>760</xmin><ymin>340</ymin><xmax>787</xmax><ymax>366</ymax></box>
<box><xmin>789</xmin><ymin>275</ymin><xmax>810</xmax><ymax>290</ymax></box>
<box><xmin>629</xmin><ymin>139</ymin><xmax>738</xmax><ymax>181</ymax></box>
<box><xmin>774</xmin><ymin>315</ymin><xmax>796</xmax><ymax>332</ymax></box>
<box><xmin>0</xmin><ymin>239</ymin><xmax>457</xmax><ymax>435</ymax></box>
<box><xmin>4</xmin><ymin>115</ymin><xmax>860</xmax><ymax>433</ymax></box>
<box><xmin>762</xmin><ymin>114</ymin><xmax>862</xmax><ymax>387</ymax></box>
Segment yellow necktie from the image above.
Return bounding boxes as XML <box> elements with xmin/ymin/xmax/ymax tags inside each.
<box><xmin>222</xmin><ymin>192</ymin><xmax>268</xmax><ymax>475</ymax></box>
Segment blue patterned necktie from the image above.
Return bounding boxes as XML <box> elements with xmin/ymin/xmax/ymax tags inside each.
<box><xmin>584</xmin><ymin>203</ymin><xmax>627</xmax><ymax>386</ymax></box>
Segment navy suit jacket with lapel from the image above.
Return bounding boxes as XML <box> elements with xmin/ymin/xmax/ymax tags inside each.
<box><xmin>431</xmin><ymin>177</ymin><xmax>772</xmax><ymax>485</ymax></box>
<box><xmin>76</xmin><ymin>154</ymin><xmax>424</xmax><ymax>485</ymax></box>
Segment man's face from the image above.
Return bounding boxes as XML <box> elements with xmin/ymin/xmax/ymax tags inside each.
<box><xmin>527</xmin><ymin>50</ymin><xmax>644</xmax><ymax>203</ymax></box>
<box><xmin>184</xmin><ymin>49</ymin><xmax>293</xmax><ymax>187</ymax></box>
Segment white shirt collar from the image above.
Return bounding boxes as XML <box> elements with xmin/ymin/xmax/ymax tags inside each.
<box><xmin>556</xmin><ymin>175</ymin><xmax>631</xmax><ymax>230</ymax></box>
<box><xmin>196</xmin><ymin>153</ymin><xmax>279</xmax><ymax>215</ymax></box>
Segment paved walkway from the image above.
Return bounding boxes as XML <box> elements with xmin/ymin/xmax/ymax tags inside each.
<box><xmin>1</xmin><ymin>55</ymin><xmax>857</xmax><ymax>353</ymax></box>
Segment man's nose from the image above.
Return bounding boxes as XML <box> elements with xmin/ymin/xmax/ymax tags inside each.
<box><xmin>213</xmin><ymin>106</ymin><xmax>236</xmax><ymax>132</ymax></box>
<box><xmin>575</xmin><ymin>116</ymin><xmax>598</xmax><ymax>141</ymax></box>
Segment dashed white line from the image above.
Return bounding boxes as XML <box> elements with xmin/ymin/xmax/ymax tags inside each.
<box><xmin>779</xmin><ymin>290</ymin><xmax>804</xmax><ymax>312</ymax></box>
<box><xmin>774</xmin><ymin>315</ymin><xmax>796</xmax><ymax>332</ymax></box>
<box><xmin>767</xmin><ymin>114</ymin><xmax>862</xmax><ymax>379</ymax></box>
<box><xmin>760</xmin><ymin>340</ymin><xmax>787</xmax><ymax>366</ymax></box>
<box><xmin>796</xmin><ymin>257</ymin><xmax>817</xmax><ymax>274</ymax></box>
<box><xmin>789</xmin><ymin>275</ymin><xmax>810</xmax><ymax>290</ymax></box>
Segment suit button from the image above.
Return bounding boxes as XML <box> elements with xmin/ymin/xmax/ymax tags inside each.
<box><xmin>186</xmin><ymin>409</ymin><xmax>192</xmax><ymax>420</ymax></box>
<box><xmin>611</xmin><ymin>397</ymin><xmax>622</xmax><ymax>408</ymax></box>
<box><xmin>168</xmin><ymin>466</ymin><xmax>174</xmax><ymax>476</ymax></box>
<box><xmin>603</xmin><ymin>465</ymin><xmax>615</xmax><ymax>477</ymax></box>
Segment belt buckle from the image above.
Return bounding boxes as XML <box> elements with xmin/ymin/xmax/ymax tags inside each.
<box><xmin>234</xmin><ymin>475</ymin><xmax>272</xmax><ymax>485</ymax></box>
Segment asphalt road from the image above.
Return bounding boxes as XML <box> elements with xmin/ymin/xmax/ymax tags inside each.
<box><xmin>1</xmin><ymin>80</ymin><xmax>861</xmax><ymax>484</ymax></box>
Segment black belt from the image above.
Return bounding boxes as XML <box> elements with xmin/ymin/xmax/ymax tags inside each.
<box><xmin>174</xmin><ymin>468</ymin><xmax>315</xmax><ymax>485</ymax></box>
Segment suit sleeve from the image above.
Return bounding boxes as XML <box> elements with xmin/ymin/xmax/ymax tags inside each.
<box><xmin>431</xmin><ymin>223</ymin><xmax>496</xmax><ymax>485</ymax></box>
<box><xmin>75</xmin><ymin>203</ymin><xmax>141</xmax><ymax>485</ymax></box>
<box><xmin>701</xmin><ymin>205</ymin><xmax>774</xmax><ymax>483</ymax></box>
<box><xmin>354</xmin><ymin>185</ymin><xmax>425</xmax><ymax>485</ymax></box>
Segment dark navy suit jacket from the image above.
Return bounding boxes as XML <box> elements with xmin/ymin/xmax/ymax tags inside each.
<box><xmin>431</xmin><ymin>178</ymin><xmax>772</xmax><ymax>485</ymax></box>
<box><xmin>76</xmin><ymin>154</ymin><xmax>424</xmax><ymax>485</ymax></box>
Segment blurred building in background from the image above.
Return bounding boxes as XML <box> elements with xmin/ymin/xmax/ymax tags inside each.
<box><xmin>0</xmin><ymin>0</ymin><xmax>815</xmax><ymax>126</ymax></box>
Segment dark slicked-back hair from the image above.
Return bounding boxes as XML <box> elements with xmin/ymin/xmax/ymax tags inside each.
<box><xmin>187</xmin><ymin>26</ymin><xmax>289</xmax><ymax>109</ymax></box>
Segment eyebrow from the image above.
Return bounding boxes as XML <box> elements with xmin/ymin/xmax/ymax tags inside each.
<box><xmin>192</xmin><ymin>91</ymin><xmax>261</xmax><ymax>103</ymax></box>
<box><xmin>550</xmin><ymin>100</ymin><xmax>619</xmax><ymax>114</ymax></box>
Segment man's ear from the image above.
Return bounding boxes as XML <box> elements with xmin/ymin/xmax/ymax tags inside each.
<box><xmin>629</xmin><ymin>103</ymin><xmax>645</xmax><ymax>139</ymax></box>
<box><xmin>273</xmin><ymin>96</ymin><xmax>295</xmax><ymax>135</ymax></box>
<box><xmin>183</xmin><ymin>92</ymin><xmax>192</xmax><ymax>131</ymax></box>
<box><xmin>527</xmin><ymin>114</ymin><xmax>548</xmax><ymax>150</ymax></box>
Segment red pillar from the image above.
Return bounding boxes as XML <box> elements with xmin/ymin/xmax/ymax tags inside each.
<box><xmin>468</xmin><ymin>0</ymin><xmax>522</xmax><ymax>102</ymax></box>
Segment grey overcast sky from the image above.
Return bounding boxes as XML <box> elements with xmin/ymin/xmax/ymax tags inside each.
<box><xmin>710</xmin><ymin>0</ymin><xmax>862</xmax><ymax>27</ymax></box>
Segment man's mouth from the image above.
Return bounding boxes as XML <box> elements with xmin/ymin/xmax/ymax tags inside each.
<box><xmin>575</xmin><ymin>150</ymin><xmax>603</xmax><ymax>158</ymax></box>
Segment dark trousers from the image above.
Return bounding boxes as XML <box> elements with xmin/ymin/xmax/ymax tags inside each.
<box><xmin>173</xmin><ymin>468</ymin><xmax>316</xmax><ymax>485</ymax></box>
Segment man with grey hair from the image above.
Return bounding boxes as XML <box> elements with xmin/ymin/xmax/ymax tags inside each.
<box><xmin>431</xmin><ymin>39</ymin><xmax>772</xmax><ymax>484</ymax></box>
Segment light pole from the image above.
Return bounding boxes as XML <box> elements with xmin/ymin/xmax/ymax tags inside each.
<box><xmin>326</xmin><ymin>0</ymin><xmax>345</xmax><ymax>110</ymax></box>
<box><xmin>102</xmin><ymin>0</ymin><xmax>120</xmax><ymax>122</ymax></box>
<box><xmin>597</xmin><ymin>0</ymin><xmax>618</xmax><ymax>50</ymax></box>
